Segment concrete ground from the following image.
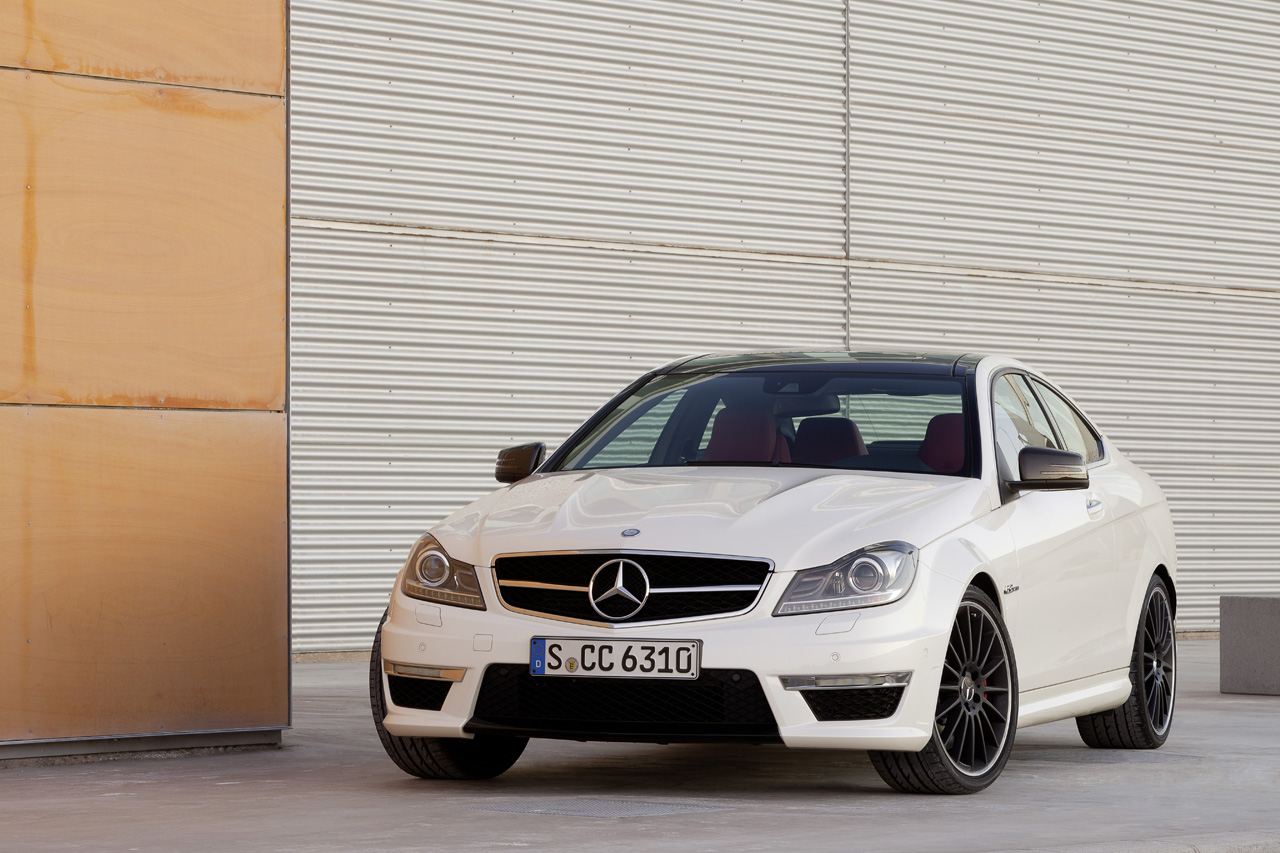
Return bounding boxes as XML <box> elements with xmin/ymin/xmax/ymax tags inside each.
<box><xmin>2</xmin><ymin>640</ymin><xmax>1278</xmax><ymax>853</ymax></box>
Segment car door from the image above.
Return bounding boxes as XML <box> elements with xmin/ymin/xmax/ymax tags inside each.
<box><xmin>992</xmin><ymin>373</ymin><xmax>1118</xmax><ymax>691</ymax></box>
<box><xmin>1027</xmin><ymin>377</ymin><xmax>1134</xmax><ymax>674</ymax></box>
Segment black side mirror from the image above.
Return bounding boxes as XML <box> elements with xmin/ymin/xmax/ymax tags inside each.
<box><xmin>1009</xmin><ymin>446</ymin><xmax>1088</xmax><ymax>491</ymax></box>
<box><xmin>495</xmin><ymin>442</ymin><xmax>546</xmax><ymax>484</ymax></box>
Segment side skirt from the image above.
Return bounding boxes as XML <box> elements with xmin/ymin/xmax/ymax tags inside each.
<box><xmin>1017</xmin><ymin>669</ymin><xmax>1131</xmax><ymax>728</ymax></box>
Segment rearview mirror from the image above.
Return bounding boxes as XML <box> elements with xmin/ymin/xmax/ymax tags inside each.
<box><xmin>1009</xmin><ymin>446</ymin><xmax>1088</xmax><ymax>491</ymax></box>
<box><xmin>495</xmin><ymin>442</ymin><xmax>546</xmax><ymax>484</ymax></box>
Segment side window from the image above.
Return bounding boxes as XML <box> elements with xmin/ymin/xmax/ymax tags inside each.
<box><xmin>991</xmin><ymin>375</ymin><xmax>1058</xmax><ymax>480</ymax></box>
<box><xmin>1031</xmin><ymin>379</ymin><xmax>1103</xmax><ymax>463</ymax></box>
<box><xmin>844</xmin><ymin>391</ymin><xmax>963</xmax><ymax>443</ymax></box>
<box><xmin>696</xmin><ymin>399</ymin><xmax>727</xmax><ymax>456</ymax></box>
<box><xmin>1008</xmin><ymin>375</ymin><xmax>1059</xmax><ymax>448</ymax></box>
<box><xmin>580</xmin><ymin>389</ymin><xmax>687</xmax><ymax>469</ymax></box>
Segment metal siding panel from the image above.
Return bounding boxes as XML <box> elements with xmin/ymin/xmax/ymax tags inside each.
<box><xmin>848</xmin><ymin>0</ymin><xmax>1280</xmax><ymax>289</ymax></box>
<box><xmin>1</xmin><ymin>407</ymin><xmax>288</xmax><ymax>740</ymax></box>
<box><xmin>0</xmin><ymin>0</ymin><xmax>287</xmax><ymax>95</ymax></box>
<box><xmin>290</xmin><ymin>0</ymin><xmax>847</xmax><ymax>256</ymax></box>
<box><xmin>0</xmin><ymin>71</ymin><xmax>286</xmax><ymax>410</ymax></box>
<box><xmin>847</xmin><ymin>266</ymin><xmax>1280</xmax><ymax>632</ymax></box>
<box><xmin>289</xmin><ymin>226</ymin><xmax>845</xmax><ymax>650</ymax></box>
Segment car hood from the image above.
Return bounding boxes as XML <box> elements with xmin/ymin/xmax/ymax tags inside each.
<box><xmin>433</xmin><ymin>467</ymin><xmax>993</xmax><ymax>572</ymax></box>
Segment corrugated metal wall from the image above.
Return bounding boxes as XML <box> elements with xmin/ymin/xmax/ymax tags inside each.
<box><xmin>291</xmin><ymin>0</ymin><xmax>847</xmax><ymax>254</ymax></box>
<box><xmin>290</xmin><ymin>0</ymin><xmax>1279</xmax><ymax>648</ymax></box>
<box><xmin>847</xmin><ymin>0</ymin><xmax>1280</xmax><ymax>291</ymax></box>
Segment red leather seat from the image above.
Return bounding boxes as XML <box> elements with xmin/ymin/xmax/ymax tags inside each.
<box><xmin>918</xmin><ymin>413</ymin><xmax>966</xmax><ymax>474</ymax></box>
<box><xmin>793</xmin><ymin>417</ymin><xmax>867</xmax><ymax>465</ymax></box>
<box><xmin>701</xmin><ymin>407</ymin><xmax>789</xmax><ymax>464</ymax></box>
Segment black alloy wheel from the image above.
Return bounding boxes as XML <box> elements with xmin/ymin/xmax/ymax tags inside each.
<box><xmin>936</xmin><ymin>597</ymin><xmax>1015</xmax><ymax>776</ymax></box>
<box><xmin>1140</xmin><ymin>582</ymin><xmax>1176</xmax><ymax>734</ymax></box>
<box><xmin>1076</xmin><ymin>575</ymin><xmax>1176</xmax><ymax>749</ymax></box>
<box><xmin>871</xmin><ymin>586</ymin><xmax>1018</xmax><ymax>794</ymax></box>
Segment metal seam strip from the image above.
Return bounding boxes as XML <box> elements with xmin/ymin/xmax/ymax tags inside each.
<box><xmin>291</xmin><ymin>217</ymin><xmax>1280</xmax><ymax>300</ymax></box>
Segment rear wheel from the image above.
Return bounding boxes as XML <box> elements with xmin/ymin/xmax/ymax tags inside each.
<box><xmin>870</xmin><ymin>586</ymin><xmax>1018</xmax><ymax>794</ymax></box>
<box><xmin>370</xmin><ymin>611</ymin><xmax>527</xmax><ymax>779</ymax></box>
<box><xmin>1076</xmin><ymin>575</ymin><xmax>1175</xmax><ymax>749</ymax></box>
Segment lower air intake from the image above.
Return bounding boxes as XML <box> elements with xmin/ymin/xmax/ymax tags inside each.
<box><xmin>800</xmin><ymin>686</ymin><xmax>904</xmax><ymax>721</ymax></box>
<box><xmin>387</xmin><ymin>675</ymin><xmax>452</xmax><ymax>711</ymax></box>
<box><xmin>466</xmin><ymin>665</ymin><xmax>780</xmax><ymax>743</ymax></box>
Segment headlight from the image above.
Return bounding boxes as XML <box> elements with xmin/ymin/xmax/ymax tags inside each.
<box><xmin>773</xmin><ymin>542</ymin><xmax>917</xmax><ymax>616</ymax></box>
<box><xmin>400</xmin><ymin>534</ymin><xmax>486</xmax><ymax>610</ymax></box>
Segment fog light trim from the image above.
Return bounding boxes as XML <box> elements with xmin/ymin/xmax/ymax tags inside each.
<box><xmin>384</xmin><ymin>661</ymin><xmax>468</xmax><ymax>682</ymax></box>
<box><xmin>780</xmin><ymin>671</ymin><xmax>912</xmax><ymax>691</ymax></box>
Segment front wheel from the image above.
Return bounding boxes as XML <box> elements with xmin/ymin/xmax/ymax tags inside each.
<box><xmin>1075</xmin><ymin>575</ymin><xmax>1175</xmax><ymax>749</ymax></box>
<box><xmin>369</xmin><ymin>611</ymin><xmax>527</xmax><ymax>779</ymax></box>
<box><xmin>870</xmin><ymin>586</ymin><xmax>1018</xmax><ymax>794</ymax></box>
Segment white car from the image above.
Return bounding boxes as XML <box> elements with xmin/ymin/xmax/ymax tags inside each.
<box><xmin>370</xmin><ymin>351</ymin><xmax>1177</xmax><ymax>794</ymax></box>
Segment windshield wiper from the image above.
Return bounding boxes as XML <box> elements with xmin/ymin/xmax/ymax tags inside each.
<box><xmin>683</xmin><ymin>460</ymin><xmax>781</xmax><ymax>467</ymax></box>
<box><xmin>683</xmin><ymin>460</ymin><xmax>849</xmax><ymax>470</ymax></box>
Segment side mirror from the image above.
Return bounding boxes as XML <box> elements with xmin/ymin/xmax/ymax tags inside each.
<box><xmin>495</xmin><ymin>442</ymin><xmax>546</xmax><ymax>484</ymax></box>
<box><xmin>1009</xmin><ymin>446</ymin><xmax>1088</xmax><ymax>491</ymax></box>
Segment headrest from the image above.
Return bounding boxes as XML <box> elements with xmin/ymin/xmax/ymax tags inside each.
<box><xmin>701</xmin><ymin>407</ymin><xmax>778</xmax><ymax>463</ymax></box>
<box><xmin>793</xmin><ymin>417</ymin><xmax>867</xmax><ymax>465</ymax></box>
<box><xmin>918</xmin><ymin>413</ymin><xmax>965</xmax><ymax>474</ymax></box>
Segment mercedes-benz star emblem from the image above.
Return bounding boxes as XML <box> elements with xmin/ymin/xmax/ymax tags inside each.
<box><xmin>588</xmin><ymin>558</ymin><xmax>650</xmax><ymax>621</ymax></box>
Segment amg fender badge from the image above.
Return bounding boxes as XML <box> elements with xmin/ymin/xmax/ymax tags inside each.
<box><xmin>1003</xmin><ymin>584</ymin><xmax>1020</xmax><ymax>595</ymax></box>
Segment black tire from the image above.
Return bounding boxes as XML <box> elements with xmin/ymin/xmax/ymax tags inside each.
<box><xmin>1076</xmin><ymin>575</ymin><xmax>1175</xmax><ymax>750</ymax></box>
<box><xmin>870</xmin><ymin>586</ymin><xmax>1018</xmax><ymax>794</ymax></box>
<box><xmin>370</xmin><ymin>611</ymin><xmax>527</xmax><ymax>780</ymax></box>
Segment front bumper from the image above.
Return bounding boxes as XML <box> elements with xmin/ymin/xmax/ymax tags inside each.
<box><xmin>379</xmin><ymin>567</ymin><xmax>959</xmax><ymax>752</ymax></box>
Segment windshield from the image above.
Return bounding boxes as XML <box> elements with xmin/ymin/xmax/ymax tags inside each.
<box><xmin>554</xmin><ymin>372</ymin><xmax>971</xmax><ymax>476</ymax></box>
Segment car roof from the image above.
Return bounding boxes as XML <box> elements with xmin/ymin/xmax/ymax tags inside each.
<box><xmin>661</xmin><ymin>350</ymin><xmax>986</xmax><ymax>376</ymax></box>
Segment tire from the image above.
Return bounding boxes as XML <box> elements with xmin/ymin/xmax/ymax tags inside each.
<box><xmin>870</xmin><ymin>586</ymin><xmax>1019</xmax><ymax>794</ymax></box>
<box><xmin>370</xmin><ymin>611</ymin><xmax>527</xmax><ymax>779</ymax></box>
<box><xmin>1075</xmin><ymin>575</ymin><xmax>1175</xmax><ymax>750</ymax></box>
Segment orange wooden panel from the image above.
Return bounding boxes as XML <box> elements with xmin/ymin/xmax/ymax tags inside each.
<box><xmin>0</xmin><ymin>69</ymin><xmax>285</xmax><ymax>411</ymax></box>
<box><xmin>0</xmin><ymin>0</ymin><xmax>285</xmax><ymax>96</ymax></box>
<box><xmin>0</xmin><ymin>406</ymin><xmax>288</xmax><ymax>741</ymax></box>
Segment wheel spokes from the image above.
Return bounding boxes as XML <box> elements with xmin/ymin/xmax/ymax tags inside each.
<box><xmin>981</xmin><ymin>695</ymin><xmax>1008</xmax><ymax>723</ymax></box>
<box><xmin>1139</xmin><ymin>589</ymin><xmax>1176</xmax><ymax>734</ymax></box>
<box><xmin>934</xmin><ymin>601</ymin><xmax>1013</xmax><ymax>777</ymax></box>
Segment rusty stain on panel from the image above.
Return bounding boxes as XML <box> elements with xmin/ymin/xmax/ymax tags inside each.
<box><xmin>1</xmin><ymin>0</ymin><xmax>285</xmax><ymax>96</ymax></box>
<box><xmin>0</xmin><ymin>407</ymin><xmax>288</xmax><ymax>741</ymax></box>
<box><xmin>0</xmin><ymin>69</ymin><xmax>285</xmax><ymax>410</ymax></box>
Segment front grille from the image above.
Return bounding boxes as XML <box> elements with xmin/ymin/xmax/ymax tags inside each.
<box><xmin>800</xmin><ymin>686</ymin><xmax>904</xmax><ymax>721</ymax></box>
<box><xmin>465</xmin><ymin>665</ymin><xmax>780</xmax><ymax>742</ymax></box>
<box><xmin>387</xmin><ymin>675</ymin><xmax>452</xmax><ymax>711</ymax></box>
<box><xmin>493</xmin><ymin>552</ymin><xmax>770</xmax><ymax>624</ymax></box>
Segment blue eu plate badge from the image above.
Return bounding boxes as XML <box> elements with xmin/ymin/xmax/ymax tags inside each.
<box><xmin>530</xmin><ymin>638</ymin><xmax>547</xmax><ymax>675</ymax></box>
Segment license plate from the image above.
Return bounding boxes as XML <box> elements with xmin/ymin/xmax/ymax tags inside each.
<box><xmin>530</xmin><ymin>638</ymin><xmax>701</xmax><ymax>679</ymax></box>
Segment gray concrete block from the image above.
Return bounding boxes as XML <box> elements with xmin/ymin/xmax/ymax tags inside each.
<box><xmin>1220</xmin><ymin>595</ymin><xmax>1280</xmax><ymax>695</ymax></box>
